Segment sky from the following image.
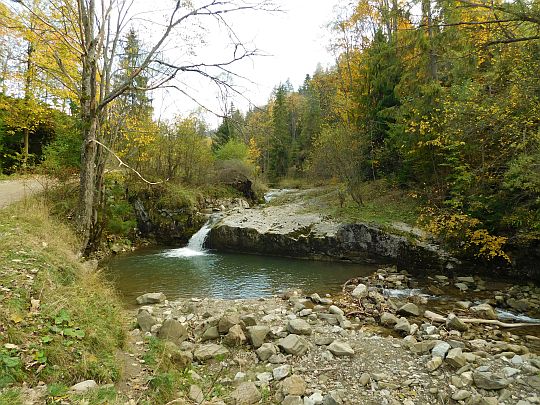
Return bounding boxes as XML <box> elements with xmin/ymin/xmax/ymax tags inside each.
<box><xmin>152</xmin><ymin>0</ymin><xmax>342</xmax><ymax>127</ymax></box>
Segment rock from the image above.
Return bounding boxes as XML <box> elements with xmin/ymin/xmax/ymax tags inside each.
<box><xmin>137</xmin><ymin>310</ymin><xmax>156</xmax><ymax>333</ymax></box>
<box><xmin>322</xmin><ymin>390</ymin><xmax>343</xmax><ymax>405</ymax></box>
<box><xmin>136</xmin><ymin>292</ymin><xmax>166</xmax><ymax>305</ymax></box>
<box><xmin>473</xmin><ymin>372</ymin><xmax>510</xmax><ymax>390</ymax></box>
<box><xmin>327</xmin><ymin>340</ymin><xmax>355</xmax><ymax>357</ymax></box>
<box><xmin>281</xmin><ymin>375</ymin><xmax>306</xmax><ymax>396</ymax></box>
<box><xmin>278</xmin><ymin>334</ymin><xmax>309</xmax><ymax>356</ymax></box>
<box><xmin>314</xmin><ymin>336</ymin><xmax>334</xmax><ymax>346</ymax></box>
<box><xmin>164</xmin><ymin>341</ymin><xmax>193</xmax><ymax>369</ymax></box>
<box><xmin>218</xmin><ymin>313</ymin><xmax>240</xmax><ymax>334</ymax></box>
<box><xmin>256</xmin><ymin>343</ymin><xmax>278</xmax><ymax>361</ymax></box>
<box><xmin>457</xmin><ymin>276</ymin><xmax>475</xmax><ymax>283</ymax></box>
<box><xmin>456</xmin><ymin>301</ymin><xmax>472</xmax><ymax>310</ymax></box>
<box><xmin>189</xmin><ymin>385</ymin><xmax>204</xmax><ymax>403</ymax></box>
<box><xmin>446</xmin><ymin>313</ymin><xmax>469</xmax><ymax>332</ymax></box>
<box><xmin>446</xmin><ymin>348</ymin><xmax>467</xmax><ymax>368</ymax></box>
<box><xmin>282</xmin><ymin>396</ymin><xmax>303</xmax><ymax>405</ymax></box>
<box><xmin>328</xmin><ymin>305</ymin><xmax>344</xmax><ymax>316</ymax></box>
<box><xmin>246</xmin><ymin>325</ymin><xmax>270</xmax><ymax>348</ymax></box>
<box><xmin>351</xmin><ymin>284</ymin><xmax>368</xmax><ymax>298</ymax></box>
<box><xmin>455</xmin><ymin>282</ymin><xmax>469</xmax><ymax>291</ymax></box>
<box><xmin>194</xmin><ymin>344</ymin><xmax>230</xmax><ymax>362</ymax></box>
<box><xmin>224</xmin><ymin>324</ymin><xmax>247</xmax><ymax>347</ymax></box>
<box><xmin>202</xmin><ymin>326</ymin><xmax>220</xmax><ymax>341</ymax></box>
<box><xmin>452</xmin><ymin>390</ymin><xmax>471</xmax><ymax>401</ymax></box>
<box><xmin>380</xmin><ymin>312</ymin><xmax>399</xmax><ymax>326</ymax></box>
<box><xmin>359</xmin><ymin>372</ymin><xmax>371</xmax><ymax>386</ymax></box>
<box><xmin>432</xmin><ymin>341</ymin><xmax>451</xmax><ymax>358</ymax></box>
<box><xmin>398</xmin><ymin>303</ymin><xmax>420</xmax><ymax>317</ymax></box>
<box><xmin>240</xmin><ymin>314</ymin><xmax>257</xmax><ymax>326</ymax></box>
<box><xmin>273</xmin><ymin>364</ymin><xmax>291</xmax><ymax>381</ymax></box>
<box><xmin>257</xmin><ymin>372</ymin><xmax>273</xmax><ymax>383</ymax></box>
<box><xmin>310</xmin><ymin>293</ymin><xmax>322</xmax><ymax>303</ymax></box>
<box><xmin>287</xmin><ymin>319</ymin><xmax>312</xmax><ymax>335</ymax></box>
<box><xmin>426</xmin><ymin>356</ymin><xmax>443</xmax><ymax>371</ymax></box>
<box><xmin>394</xmin><ymin>317</ymin><xmax>411</xmax><ymax>334</ymax></box>
<box><xmin>470</xmin><ymin>303</ymin><xmax>498</xmax><ymax>320</ymax></box>
<box><xmin>507</xmin><ymin>298</ymin><xmax>530</xmax><ymax>312</ymax></box>
<box><xmin>230</xmin><ymin>382</ymin><xmax>261</xmax><ymax>405</ymax></box>
<box><xmin>502</xmin><ymin>367</ymin><xmax>520</xmax><ymax>378</ymax></box>
<box><xmin>158</xmin><ymin>319</ymin><xmax>188</xmax><ymax>344</ymax></box>
<box><xmin>307</xmin><ymin>392</ymin><xmax>324</xmax><ymax>404</ymax></box>
<box><xmin>70</xmin><ymin>380</ymin><xmax>97</xmax><ymax>392</ymax></box>
<box><xmin>411</xmin><ymin>340</ymin><xmax>437</xmax><ymax>354</ymax></box>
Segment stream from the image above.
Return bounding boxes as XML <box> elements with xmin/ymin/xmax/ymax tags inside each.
<box><xmin>104</xmin><ymin>191</ymin><xmax>540</xmax><ymax>340</ymax></box>
<box><xmin>104</xmin><ymin>217</ymin><xmax>377</xmax><ymax>304</ymax></box>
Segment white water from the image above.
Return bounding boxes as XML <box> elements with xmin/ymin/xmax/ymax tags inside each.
<box><xmin>162</xmin><ymin>219</ymin><xmax>215</xmax><ymax>258</ymax></box>
<box><xmin>496</xmin><ymin>309</ymin><xmax>540</xmax><ymax>324</ymax></box>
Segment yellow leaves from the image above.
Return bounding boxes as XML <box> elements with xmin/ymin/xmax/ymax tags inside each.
<box><xmin>421</xmin><ymin>211</ymin><xmax>510</xmax><ymax>263</ymax></box>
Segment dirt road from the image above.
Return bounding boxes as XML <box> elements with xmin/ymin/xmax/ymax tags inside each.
<box><xmin>0</xmin><ymin>177</ymin><xmax>50</xmax><ymax>208</ymax></box>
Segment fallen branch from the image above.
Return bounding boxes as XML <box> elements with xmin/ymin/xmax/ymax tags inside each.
<box><xmin>424</xmin><ymin>310</ymin><xmax>540</xmax><ymax>328</ymax></box>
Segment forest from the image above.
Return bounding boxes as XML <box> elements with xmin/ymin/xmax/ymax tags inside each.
<box><xmin>0</xmin><ymin>0</ymin><xmax>539</xmax><ymax>263</ymax></box>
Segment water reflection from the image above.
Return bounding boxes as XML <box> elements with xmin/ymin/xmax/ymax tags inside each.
<box><xmin>104</xmin><ymin>247</ymin><xmax>376</xmax><ymax>304</ymax></box>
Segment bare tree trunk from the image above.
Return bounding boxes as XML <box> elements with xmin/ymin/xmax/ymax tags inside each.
<box><xmin>77</xmin><ymin>0</ymin><xmax>98</xmax><ymax>254</ymax></box>
<box><xmin>422</xmin><ymin>0</ymin><xmax>438</xmax><ymax>81</ymax></box>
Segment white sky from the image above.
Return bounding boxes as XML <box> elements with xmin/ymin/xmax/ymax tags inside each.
<box><xmin>153</xmin><ymin>0</ymin><xmax>341</xmax><ymax>128</ymax></box>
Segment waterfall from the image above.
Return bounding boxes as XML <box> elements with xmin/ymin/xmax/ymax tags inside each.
<box><xmin>162</xmin><ymin>217</ymin><xmax>217</xmax><ymax>258</ymax></box>
<box><xmin>186</xmin><ymin>221</ymin><xmax>213</xmax><ymax>251</ymax></box>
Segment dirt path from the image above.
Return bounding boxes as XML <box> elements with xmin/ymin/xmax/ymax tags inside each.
<box><xmin>0</xmin><ymin>177</ymin><xmax>51</xmax><ymax>208</ymax></box>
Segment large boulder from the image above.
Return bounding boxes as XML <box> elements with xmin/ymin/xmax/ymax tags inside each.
<box><xmin>246</xmin><ymin>325</ymin><xmax>270</xmax><ymax>348</ymax></box>
<box><xmin>230</xmin><ymin>381</ymin><xmax>261</xmax><ymax>405</ymax></box>
<box><xmin>194</xmin><ymin>344</ymin><xmax>229</xmax><ymax>362</ymax></box>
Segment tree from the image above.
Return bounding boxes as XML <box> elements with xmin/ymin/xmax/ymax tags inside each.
<box><xmin>8</xmin><ymin>0</ymin><xmax>276</xmax><ymax>254</ymax></box>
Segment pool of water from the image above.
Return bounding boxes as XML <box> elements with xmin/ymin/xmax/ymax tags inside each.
<box><xmin>103</xmin><ymin>247</ymin><xmax>377</xmax><ymax>304</ymax></box>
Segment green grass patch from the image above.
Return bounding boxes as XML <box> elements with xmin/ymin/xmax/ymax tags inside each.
<box><xmin>286</xmin><ymin>180</ymin><xmax>421</xmax><ymax>227</ymax></box>
<box><xmin>0</xmin><ymin>199</ymin><xmax>125</xmax><ymax>391</ymax></box>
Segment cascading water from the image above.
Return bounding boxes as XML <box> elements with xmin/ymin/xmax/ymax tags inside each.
<box><xmin>162</xmin><ymin>217</ymin><xmax>217</xmax><ymax>258</ymax></box>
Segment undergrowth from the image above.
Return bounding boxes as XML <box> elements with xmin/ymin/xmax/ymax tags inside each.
<box><xmin>0</xmin><ymin>198</ymin><xmax>125</xmax><ymax>399</ymax></box>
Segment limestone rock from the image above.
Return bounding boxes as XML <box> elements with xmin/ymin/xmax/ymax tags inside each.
<box><xmin>202</xmin><ymin>326</ymin><xmax>220</xmax><ymax>341</ymax></box>
<box><xmin>287</xmin><ymin>319</ymin><xmax>312</xmax><ymax>335</ymax></box>
<box><xmin>394</xmin><ymin>317</ymin><xmax>411</xmax><ymax>334</ymax></box>
<box><xmin>398</xmin><ymin>302</ymin><xmax>420</xmax><ymax>317</ymax></box>
<box><xmin>188</xmin><ymin>385</ymin><xmax>204</xmax><ymax>403</ymax></box>
<box><xmin>351</xmin><ymin>284</ymin><xmax>368</xmax><ymax>298</ymax></box>
<box><xmin>137</xmin><ymin>310</ymin><xmax>156</xmax><ymax>333</ymax></box>
<box><xmin>278</xmin><ymin>334</ymin><xmax>309</xmax><ymax>356</ymax></box>
<box><xmin>158</xmin><ymin>319</ymin><xmax>188</xmax><ymax>344</ymax></box>
<box><xmin>470</xmin><ymin>304</ymin><xmax>498</xmax><ymax>320</ymax></box>
<box><xmin>446</xmin><ymin>313</ymin><xmax>469</xmax><ymax>332</ymax></box>
<box><xmin>452</xmin><ymin>390</ymin><xmax>471</xmax><ymax>401</ymax></box>
<box><xmin>322</xmin><ymin>390</ymin><xmax>343</xmax><ymax>405</ymax></box>
<box><xmin>432</xmin><ymin>341</ymin><xmax>451</xmax><ymax>358</ymax></box>
<box><xmin>328</xmin><ymin>305</ymin><xmax>344</xmax><ymax>316</ymax></box>
<box><xmin>224</xmin><ymin>324</ymin><xmax>247</xmax><ymax>347</ymax></box>
<box><xmin>273</xmin><ymin>364</ymin><xmax>291</xmax><ymax>381</ymax></box>
<box><xmin>473</xmin><ymin>372</ymin><xmax>510</xmax><ymax>390</ymax></box>
<box><xmin>70</xmin><ymin>380</ymin><xmax>97</xmax><ymax>392</ymax></box>
<box><xmin>194</xmin><ymin>344</ymin><xmax>230</xmax><ymax>362</ymax></box>
<box><xmin>281</xmin><ymin>375</ymin><xmax>306</xmax><ymax>396</ymax></box>
<box><xmin>426</xmin><ymin>356</ymin><xmax>443</xmax><ymax>371</ymax></box>
<box><xmin>218</xmin><ymin>313</ymin><xmax>240</xmax><ymax>334</ymax></box>
<box><xmin>446</xmin><ymin>348</ymin><xmax>467</xmax><ymax>368</ymax></box>
<box><xmin>256</xmin><ymin>343</ymin><xmax>278</xmax><ymax>361</ymax></box>
<box><xmin>246</xmin><ymin>325</ymin><xmax>270</xmax><ymax>348</ymax></box>
<box><xmin>328</xmin><ymin>340</ymin><xmax>355</xmax><ymax>357</ymax></box>
<box><xmin>136</xmin><ymin>292</ymin><xmax>166</xmax><ymax>305</ymax></box>
<box><xmin>230</xmin><ymin>382</ymin><xmax>261</xmax><ymax>405</ymax></box>
<box><xmin>380</xmin><ymin>312</ymin><xmax>399</xmax><ymax>326</ymax></box>
<box><xmin>282</xmin><ymin>396</ymin><xmax>303</xmax><ymax>405</ymax></box>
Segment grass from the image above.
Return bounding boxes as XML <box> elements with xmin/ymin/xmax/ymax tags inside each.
<box><xmin>279</xmin><ymin>180</ymin><xmax>421</xmax><ymax>227</ymax></box>
<box><xmin>0</xmin><ymin>197</ymin><xmax>125</xmax><ymax>398</ymax></box>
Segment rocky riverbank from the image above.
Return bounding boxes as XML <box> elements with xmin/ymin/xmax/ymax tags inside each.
<box><xmin>205</xmin><ymin>190</ymin><xmax>459</xmax><ymax>273</ymax></box>
<box><xmin>106</xmin><ymin>265</ymin><xmax>540</xmax><ymax>405</ymax></box>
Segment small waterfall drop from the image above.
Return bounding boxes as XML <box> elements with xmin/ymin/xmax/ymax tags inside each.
<box><xmin>162</xmin><ymin>217</ymin><xmax>217</xmax><ymax>258</ymax></box>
